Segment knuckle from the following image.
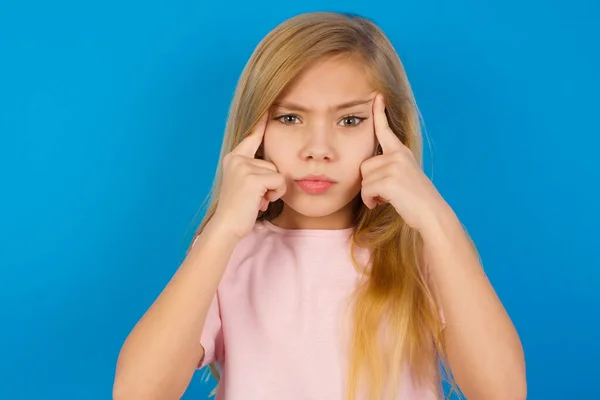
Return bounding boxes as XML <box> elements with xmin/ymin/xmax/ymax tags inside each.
<box><xmin>227</xmin><ymin>153</ymin><xmax>241</xmax><ymax>167</ymax></box>
<box><xmin>391</xmin><ymin>162</ymin><xmax>403</xmax><ymax>175</ymax></box>
<box><xmin>236</xmin><ymin>160</ymin><xmax>252</xmax><ymax>176</ymax></box>
<box><xmin>383</xmin><ymin>178</ymin><xmax>396</xmax><ymax>191</ymax></box>
<box><xmin>392</xmin><ymin>151</ymin><xmax>405</xmax><ymax>162</ymax></box>
<box><xmin>246</xmin><ymin>173</ymin><xmax>260</xmax><ymax>186</ymax></box>
<box><xmin>264</xmin><ymin>161</ymin><xmax>277</xmax><ymax>172</ymax></box>
<box><xmin>392</xmin><ymin>154</ymin><xmax>407</xmax><ymax>168</ymax></box>
<box><xmin>222</xmin><ymin>152</ymin><xmax>233</xmax><ymax>166</ymax></box>
<box><xmin>360</xmin><ymin>161</ymin><xmax>371</xmax><ymax>174</ymax></box>
<box><xmin>401</xmin><ymin>147</ymin><xmax>414</xmax><ymax>159</ymax></box>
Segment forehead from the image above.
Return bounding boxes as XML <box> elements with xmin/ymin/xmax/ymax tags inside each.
<box><xmin>277</xmin><ymin>55</ymin><xmax>376</xmax><ymax>110</ymax></box>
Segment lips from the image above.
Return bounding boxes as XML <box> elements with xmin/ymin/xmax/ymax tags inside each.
<box><xmin>295</xmin><ymin>174</ymin><xmax>336</xmax><ymax>195</ymax></box>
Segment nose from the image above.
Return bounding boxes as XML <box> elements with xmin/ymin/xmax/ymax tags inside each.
<box><xmin>299</xmin><ymin>125</ymin><xmax>335</xmax><ymax>161</ymax></box>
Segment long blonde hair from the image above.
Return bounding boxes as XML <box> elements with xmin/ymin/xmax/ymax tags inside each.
<box><xmin>191</xmin><ymin>11</ymin><xmax>454</xmax><ymax>399</ymax></box>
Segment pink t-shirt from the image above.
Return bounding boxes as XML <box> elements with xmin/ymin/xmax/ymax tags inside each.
<box><xmin>197</xmin><ymin>220</ymin><xmax>442</xmax><ymax>399</ymax></box>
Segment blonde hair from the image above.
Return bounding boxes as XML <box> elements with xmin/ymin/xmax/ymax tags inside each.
<box><xmin>191</xmin><ymin>11</ymin><xmax>455</xmax><ymax>399</ymax></box>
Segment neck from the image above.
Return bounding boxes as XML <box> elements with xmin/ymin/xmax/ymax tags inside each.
<box><xmin>272</xmin><ymin>204</ymin><xmax>354</xmax><ymax>230</ymax></box>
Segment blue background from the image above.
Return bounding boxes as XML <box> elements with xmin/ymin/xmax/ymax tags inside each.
<box><xmin>1</xmin><ymin>0</ymin><xmax>598</xmax><ymax>399</ymax></box>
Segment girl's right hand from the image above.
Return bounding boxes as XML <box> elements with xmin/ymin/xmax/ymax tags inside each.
<box><xmin>212</xmin><ymin>114</ymin><xmax>286</xmax><ymax>240</ymax></box>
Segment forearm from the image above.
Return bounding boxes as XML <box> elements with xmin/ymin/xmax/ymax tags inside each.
<box><xmin>113</xmin><ymin>220</ymin><xmax>239</xmax><ymax>400</ymax></box>
<box><xmin>421</xmin><ymin>205</ymin><xmax>526</xmax><ymax>400</ymax></box>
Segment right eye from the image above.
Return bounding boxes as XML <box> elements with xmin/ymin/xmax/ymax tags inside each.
<box><xmin>274</xmin><ymin>114</ymin><xmax>302</xmax><ymax>125</ymax></box>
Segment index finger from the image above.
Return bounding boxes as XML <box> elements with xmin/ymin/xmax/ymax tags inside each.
<box><xmin>373</xmin><ymin>94</ymin><xmax>401</xmax><ymax>153</ymax></box>
<box><xmin>232</xmin><ymin>113</ymin><xmax>268</xmax><ymax>157</ymax></box>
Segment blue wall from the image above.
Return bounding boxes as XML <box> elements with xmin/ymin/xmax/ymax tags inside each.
<box><xmin>1</xmin><ymin>1</ymin><xmax>598</xmax><ymax>399</ymax></box>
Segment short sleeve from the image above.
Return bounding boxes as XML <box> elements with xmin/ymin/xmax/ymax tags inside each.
<box><xmin>198</xmin><ymin>291</ymin><xmax>224</xmax><ymax>369</ymax></box>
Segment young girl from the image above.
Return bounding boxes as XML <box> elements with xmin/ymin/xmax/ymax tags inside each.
<box><xmin>114</xmin><ymin>11</ymin><xmax>526</xmax><ymax>400</ymax></box>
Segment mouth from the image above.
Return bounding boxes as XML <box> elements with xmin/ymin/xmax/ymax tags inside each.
<box><xmin>295</xmin><ymin>174</ymin><xmax>337</xmax><ymax>195</ymax></box>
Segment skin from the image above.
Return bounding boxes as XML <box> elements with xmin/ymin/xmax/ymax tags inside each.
<box><xmin>363</xmin><ymin>93</ymin><xmax>527</xmax><ymax>400</ymax></box>
<box><xmin>263</xmin><ymin>55</ymin><xmax>527</xmax><ymax>399</ymax></box>
<box><xmin>263</xmin><ymin>55</ymin><xmax>377</xmax><ymax>230</ymax></box>
<box><xmin>113</xmin><ymin>54</ymin><xmax>526</xmax><ymax>400</ymax></box>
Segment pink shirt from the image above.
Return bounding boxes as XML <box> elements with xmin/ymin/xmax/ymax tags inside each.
<box><xmin>198</xmin><ymin>220</ymin><xmax>441</xmax><ymax>399</ymax></box>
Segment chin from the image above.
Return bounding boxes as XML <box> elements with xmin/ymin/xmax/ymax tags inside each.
<box><xmin>282</xmin><ymin>194</ymin><xmax>356</xmax><ymax>218</ymax></box>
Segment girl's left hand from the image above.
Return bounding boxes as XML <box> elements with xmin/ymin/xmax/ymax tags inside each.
<box><xmin>360</xmin><ymin>94</ymin><xmax>449</xmax><ymax>232</ymax></box>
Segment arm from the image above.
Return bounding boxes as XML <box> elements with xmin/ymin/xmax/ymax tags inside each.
<box><xmin>421</xmin><ymin>204</ymin><xmax>527</xmax><ymax>400</ymax></box>
<box><xmin>362</xmin><ymin>93</ymin><xmax>525</xmax><ymax>399</ymax></box>
<box><xmin>113</xmin><ymin>220</ymin><xmax>240</xmax><ymax>400</ymax></box>
<box><xmin>114</xmin><ymin>110</ymin><xmax>284</xmax><ymax>399</ymax></box>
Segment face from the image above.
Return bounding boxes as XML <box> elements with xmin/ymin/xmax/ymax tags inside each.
<box><xmin>263</xmin><ymin>55</ymin><xmax>377</xmax><ymax>229</ymax></box>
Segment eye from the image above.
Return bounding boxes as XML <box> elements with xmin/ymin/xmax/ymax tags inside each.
<box><xmin>338</xmin><ymin>115</ymin><xmax>367</xmax><ymax>128</ymax></box>
<box><xmin>274</xmin><ymin>114</ymin><xmax>301</xmax><ymax>125</ymax></box>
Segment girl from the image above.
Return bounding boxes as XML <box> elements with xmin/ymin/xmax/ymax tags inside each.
<box><xmin>114</xmin><ymin>11</ymin><xmax>526</xmax><ymax>400</ymax></box>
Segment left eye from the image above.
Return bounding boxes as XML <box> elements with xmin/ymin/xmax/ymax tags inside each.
<box><xmin>339</xmin><ymin>116</ymin><xmax>365</xmax><ymax>127</ymax></box>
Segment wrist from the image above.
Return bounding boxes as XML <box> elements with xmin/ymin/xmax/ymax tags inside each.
<box><xmin>205</xmin><ymin>215</ymin><xmax>245</xmax><ymax>245</ymax></box>
<box><xmin>418</xmin><ymin>201</ymin><xmax>460</xmax><ymax>242</ymax></box>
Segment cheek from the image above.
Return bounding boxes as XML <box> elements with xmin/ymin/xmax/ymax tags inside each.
<box><xmin>341</xmin><ymin>134</ymin><xmax>376</xmax><ymax>183</ymax></box>
<box><xmin>345</xmin><ymin>132</ymin><xmax>377</xmax><ymax>164</ymax></box>
<box><xmin>263</xmin><ymin>127</ymin><xmax>293</xmax><ymax>167</ymax></box>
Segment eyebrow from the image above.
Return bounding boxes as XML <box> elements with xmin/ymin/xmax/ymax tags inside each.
<box><xmin>272</xmin><ymin>98</ymin><xmax>373</xmax><ymax>112</ymax></box>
